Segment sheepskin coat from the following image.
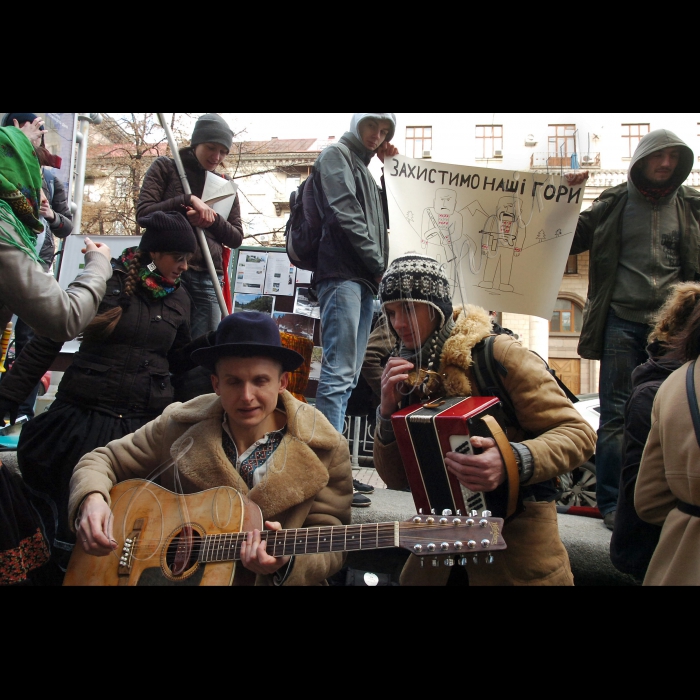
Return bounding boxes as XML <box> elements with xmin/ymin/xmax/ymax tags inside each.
<box><xmin>636</xmin><ymin>361</ymin><xmax>700</xmax><ymax>585</ymax></box>
<box><xmin>68</xmin><ymin>391</ymin><xmax>353</xmax><ymax>586</ymax></box>
<box><xmin>374</xmin><ymin>305</ymin><xmax>597</xmax><ymax>586</ymax></box>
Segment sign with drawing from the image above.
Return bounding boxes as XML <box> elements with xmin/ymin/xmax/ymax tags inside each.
<box><xmin>384</xmin><ymin>155</ymin><xmax>586</xmax><ymax>321</ymax></box>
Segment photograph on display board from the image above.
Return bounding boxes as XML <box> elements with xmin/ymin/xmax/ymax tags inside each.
<box><xmin>264</xmin><ymin>252</ymin><xmax>296</xmax><ymax>296</ymax></box>
<box><xmin>234</xmin><ymin>252</ymin><xmax>269</xmax><ymax>294</ymax></box>
<box><xmin>293</xmin><ymin>287</ymin><xmax>321</xmax><ymax>319</ymax></box>
<box><xmin>233</xmin><ymin>293</ymin><xmax>275</xmax><ymax>316</ymax></box>
<box><xmin>272</xmin><ymin>312</ymin><xmax>315</xmax><ymax>341</ymax></box>
<box><xmin>310</xmin><ymin>347</ymin><xmax>323</xmax><ymax>381</ymax></box>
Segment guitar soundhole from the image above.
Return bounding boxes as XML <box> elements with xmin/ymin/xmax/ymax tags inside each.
<box><xmin>164</xmin><ymin>525</ymin><xmax>202</xmax><ymax>579</ymax></box>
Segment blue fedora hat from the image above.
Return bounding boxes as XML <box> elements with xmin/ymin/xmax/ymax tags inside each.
<box><xmin>191</xmin><ymin>312</ymin><xmax>304</xmax><ymax>373</ymax></box>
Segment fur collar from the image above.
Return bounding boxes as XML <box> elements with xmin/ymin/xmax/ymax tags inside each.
<box><xmin>166</xmin><ymin>392</ymin><xmax>340</xmax><ymax>520</ymax></box>
<box><xmin>440</xmin><ymin>305</ymin><xmax>493</xmax><ymax>397</ymax></box>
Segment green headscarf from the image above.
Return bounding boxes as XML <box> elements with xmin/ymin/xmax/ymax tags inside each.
<box><xmin>0</xmin><ymin>125</ymin><xmax>44</xmax><ymax>234</ymax></box>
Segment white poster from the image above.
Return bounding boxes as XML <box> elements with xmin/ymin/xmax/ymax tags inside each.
<box><xmin>296</xmin><ymin>268</ymin><xmax>313</xmax><ymax>285</ymax></box>
<box><xmin>234</xmin><ymin>251</ymin><xmax>268</xmax><ymax>294</ymax></box>
<box><xmin>264</xmin><ymin>252</ymin><xmax>295</xmax><ymax>296</ymax></box>
<box><xmin>385</xmin><ymin>156</ymin><xmax>586</xmax><ymax>321</ymax></box>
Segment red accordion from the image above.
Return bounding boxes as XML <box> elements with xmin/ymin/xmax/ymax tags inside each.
<box><xmin>392</xmin><ymin>396</ymin><xmax>520</xmax><ymax>520</ymax></box>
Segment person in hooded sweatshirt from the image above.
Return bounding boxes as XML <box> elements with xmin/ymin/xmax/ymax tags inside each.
<box><xmin>312</xmin><ymin>113</ymin><xmax>398</xmax><ymax>507</ymax></box>
<box><xmin>567</xmin><ymin>129</ymin><xmax>700</xmax><ymax>531</ymax></box>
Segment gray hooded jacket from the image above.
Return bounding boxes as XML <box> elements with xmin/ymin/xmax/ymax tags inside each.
<box><xmin>313</xmin><ymin>113</ymin><xmax>397</xmax><ymax>290</ymax></box>
<box><xmin>571</xmin><ymin>129</ymin><xmax>700</xmax><ymax>360</ymax></box>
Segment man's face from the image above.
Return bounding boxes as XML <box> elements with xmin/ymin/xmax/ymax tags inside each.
<box><xmin>639</xmin><ymin>147</ymin><xmax>681</xmax><ymax>185</ymax></box>
<box><xmin>358</xmin><ymin>118</ymin><xmax>393</xmax><ymax>151</ymax></box>
<box><xmin>497</xmin><ymin>198</ymin><xmax>518</xmax><ymax>223</ymax></box>
<box><xmin>434</xmin><ymin>189</ymin><xmax>456</xmax><ymax>214</ymax></box>
<box><xmin>211</xmin><ymin>356</ymin><xmax>288</xmax><ymax>434</ymax></box>
<box><xmin>384</xmin><ymin>301</ymin><xmax>441</xmax><ymax>350</ymax></box>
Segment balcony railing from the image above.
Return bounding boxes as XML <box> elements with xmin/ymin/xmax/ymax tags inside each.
<box><xmin>530</xmin><ymin>152</ymin><xmax>600</xmax><ymax>170</ymax></box>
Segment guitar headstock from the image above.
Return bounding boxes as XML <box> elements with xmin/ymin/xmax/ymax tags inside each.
<box><xmin>399</xmin><ymin>510</ymin><xmax>507</xmax><ymax>564</ymax></box>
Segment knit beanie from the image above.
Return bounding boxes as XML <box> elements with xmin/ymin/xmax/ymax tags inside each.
<box><xmin>138</xmin><ymin>211</ymin><xmax>198</xmax><ymax>253</ymax></box>
<box><xmin>380</xmin><ymin>253</ymin><xmax>453</xmax><ymax>327</ymax></box>
<box><xmin>190</xmin><ymin>113</ymin><xmax>233</xmax><ymax>151</ymax></box>
<box><xmin>2</xmin><ymin>113</ymin><xmax>42</xmax><ymax>129</ymax></box>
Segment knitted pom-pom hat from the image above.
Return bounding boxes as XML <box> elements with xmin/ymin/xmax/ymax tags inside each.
<box><xmin>379</xmin><ymin>253</ymin><xmax>453</xmax><ymax>327</ymax></box>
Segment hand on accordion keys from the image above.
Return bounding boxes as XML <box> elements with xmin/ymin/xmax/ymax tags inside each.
<box><xmin>444</xmin><ymin>435</ymin><xmax>508</xmax><ymax>494</ymax></box>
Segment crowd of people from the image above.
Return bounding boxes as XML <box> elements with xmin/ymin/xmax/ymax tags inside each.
<box><xmin>0</xmin><ymin>112</ymin><xmax>699</xmax><ymax>586</ymax></box>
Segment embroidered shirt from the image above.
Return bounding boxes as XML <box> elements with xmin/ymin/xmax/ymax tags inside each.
<box><xmin>221</xmin><ymin>413</ymin><xmax>287</xmax><ymax>490</ymax></box>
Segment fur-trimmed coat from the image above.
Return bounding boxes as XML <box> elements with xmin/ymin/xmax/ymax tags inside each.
<box><xmin>636</xmin><ymin>361</ymin><xmax>700</xmax><ymax>585</ymax></box>
<box><xmin>68</xmin><ymin>391</ymin><xmax>353</xmax><ymax>586</ymax></box>
<box><xmin>374</xmin><ymin>305</ymin><xmax>597</xmax><ymax>586</ymax></box>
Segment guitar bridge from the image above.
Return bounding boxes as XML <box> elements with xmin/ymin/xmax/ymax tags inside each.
<box><xmin>118</xmin><ymin>518</ymin><xmax>145</xmax><ymax>584</ymax></box>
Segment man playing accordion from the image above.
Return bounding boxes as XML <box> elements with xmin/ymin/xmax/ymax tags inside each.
<box><xmin>371</xmin><ymin>253</ymin><xmax>596</xmax><ymax>586</ymax></box>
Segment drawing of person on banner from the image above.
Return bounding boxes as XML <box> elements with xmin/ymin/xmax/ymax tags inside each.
<box><xmin>421</xmin><ymin>188</ymin><xmax>464</xmax><ymax>288</ymax></box>
<box><xmin>478</xmin><ymin>196</ymin><xmax>527</xmax><ymax>293</ymax></box>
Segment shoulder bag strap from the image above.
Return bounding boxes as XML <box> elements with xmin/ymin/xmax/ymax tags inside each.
<box><xmin>686</xmin><ymin>360</ymin><xmax>700</xmax><ymax>450</ymax></box>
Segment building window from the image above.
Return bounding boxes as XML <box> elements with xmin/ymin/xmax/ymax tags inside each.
<box><xmin>550</xmin><ymin>298</ymin><xmax>583</xmax><ymax>333</ymax></box>
<box><xmin>565</xmin><ymin>255</ymin><xmax>578</xmax><ymax>275</ymax></box>
<box><xmin>548</xmin><ymin>124</ymin><xmax>577</xmax><ymax>165</ymax></box>
<box><xmin>286</xmin><ymin>176</ymin><xmax>300</xmax><ymax>196</ymax></box>
<box><xmin>406</xmin><ymin>126</ymin><xmax>432</xmax><ymax>158</ymax></box>
<box><xmin>622</xmin><ymin>124</ymin><xmax>650</xmax><ymax>158</ymax></box>
<box><xmin>476</xmin><ymin>125</ymin><xmax>503</xmax><ymax>159</ymax></box>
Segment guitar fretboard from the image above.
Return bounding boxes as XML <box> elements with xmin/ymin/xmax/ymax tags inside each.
<box><xmin>198</xmin><ymin>523</ymin><xmax>399</xmax><ymax>563</ymax></box>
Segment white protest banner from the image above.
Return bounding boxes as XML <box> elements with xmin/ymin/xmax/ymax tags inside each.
<box><xmin>384</xmin><ymin>155</ymin><xmax>586</xmax><ymax>321</ymax></box>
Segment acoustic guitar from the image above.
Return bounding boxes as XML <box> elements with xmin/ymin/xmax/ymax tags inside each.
<box><xmin>63</xmin><ymin>479</ymin><xmax>507</xmax><ymax>586</ymax></box>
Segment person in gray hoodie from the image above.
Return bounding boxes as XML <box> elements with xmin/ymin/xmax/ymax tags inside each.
<box><xmin>568</xmin><ymin>129</ymin><xmax>700</xmax><ymax>530</ymax></box>
<box><xmin>312</xmin><ymin>113</ymin><xmax>398</xmax><ymax>506</ymax></box>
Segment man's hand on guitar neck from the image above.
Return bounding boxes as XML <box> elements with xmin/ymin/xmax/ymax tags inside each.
<box><xmin>444</xmin><ymin>436</ymin><xmax>507</xmax><ymax>493</ymax></box>
<box><xmin>76</xmin><ymin>493</ymin><xmax>118</xmax><ymax>556</ymax></box>
<box><xmin>240</xmin><ymin>521</ymin><xmax>291</xmax><ymax>576</ymax></box>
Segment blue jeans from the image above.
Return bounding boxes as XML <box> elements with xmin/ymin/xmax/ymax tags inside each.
<box><xmin>596</xmin><ymin>309</ymin><xmax>651</xmax><ymax>516</ymax></box>
<box><xmin>315</xmin><ymin>279</ymin><xmax>376</xmax><ymax>434</ymax></box>
<box><xmin>182</xmin><ymin>269</ymin><xmax>225</xmax><ymax>338</ymax></box>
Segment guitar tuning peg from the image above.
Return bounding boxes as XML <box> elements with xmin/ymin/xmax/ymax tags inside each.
<box><xmin>486</xmin><ymin>554</ymin><xmax>495</xmax><ymax>565</ymax></box>
<box><xmin>431</xmin><ymin>558</ymin><xmax>439</xmax><ymax>567</ymax></box>
<box><xmin>481</xmin><ymin>510</ymin><xmax>492</xmax><ymax>518</ymax></box>
<box><xmin>458</xmin><ymin>556</ymin><xmax>468</xmax><ymax>567</ymax></box>
<box><xmin>473</xmin><ymin>555</ymin><xmax>479</xmax><ymax>565</ymax></box>
<box><xmin>420</xmin><ymin>558</ymin><xmax>425</xmax><ymax>568</ymax></box>
<box><xmin>431</xmin><ymin>509</ymin><xmax>436</xmax><ymax>515</ymax></box>
<box><xmin>444</xmin><ymin>558</ymin><xmax>455</xmax><ymax>567</ymax></box>
<box><xmin>456</xmin><ymin>510</ymin><xmax>462</xmax><ymax>516</ymax></box>
<box><xmin>442</xmin><ymin>509</ymin><xmax>453</xmax><ymax>516</ymax></box>
<box><xmin>470</xmin><ymin>510</ymin><xmax>479</xmax><ymax>518</ymax></box>
<box><xmin>419</xmin><ymin>509</ymin><xmax>423</xmax><ymax>515</ymax></box>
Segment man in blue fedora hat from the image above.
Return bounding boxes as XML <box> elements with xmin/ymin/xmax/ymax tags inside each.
<box><xmin>67</xmin><ymin>312</ymin><xmax>354</xmax><ymax>586</ymax></box>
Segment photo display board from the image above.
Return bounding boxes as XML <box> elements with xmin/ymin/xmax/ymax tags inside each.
<box><xmin>231</xmin><ymin>246</ymin><xmax>322</xmax><ymax>397</ymax></box>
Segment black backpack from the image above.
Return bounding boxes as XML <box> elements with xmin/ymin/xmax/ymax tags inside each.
<box><xmin>285</xmin><ymin>143</ymin><xmax>355</xmax><ymax>273</ymax></box>
<box><xmin>285</xmin><ymin>168</ymin><xmax>324</xmax><ymax>272</ymax></box>
<box><xmin>471</xmin><ymin>332</ymin><xmax>579</xmax><ymax>432</ymax></box>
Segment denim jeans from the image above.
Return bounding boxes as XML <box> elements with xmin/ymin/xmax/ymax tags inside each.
<box><xmin>596</xmin><ymin>309</ymin><xmax>651</xmax><ymax>516</ymax></box>
<box><xmin>182</xmin><ymin>269</ymin><xmax>225</xmax><ymax>339</ymax></box>
<box><xmin>315</xmin><ymin>279</ymin><xmax>376</xmax><ymax>434</ymax></box>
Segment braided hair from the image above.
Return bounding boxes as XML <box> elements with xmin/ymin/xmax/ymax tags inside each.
<box><xmin>82</xmin><ymin>249</ymin><xmax>146</xmax><ymax>343</ymax></box>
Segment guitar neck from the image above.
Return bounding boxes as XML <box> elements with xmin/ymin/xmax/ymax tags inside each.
<box><xmin>199</xmin><ymin>523</ymin><xmax>400</xmax><ymax>564</ymax></box>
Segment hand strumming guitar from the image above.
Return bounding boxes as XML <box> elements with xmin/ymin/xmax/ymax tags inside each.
<box><xmin>76</xmin><ymin>493</ymin><xmax>118</xmax><ymax>556</ymax></box>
